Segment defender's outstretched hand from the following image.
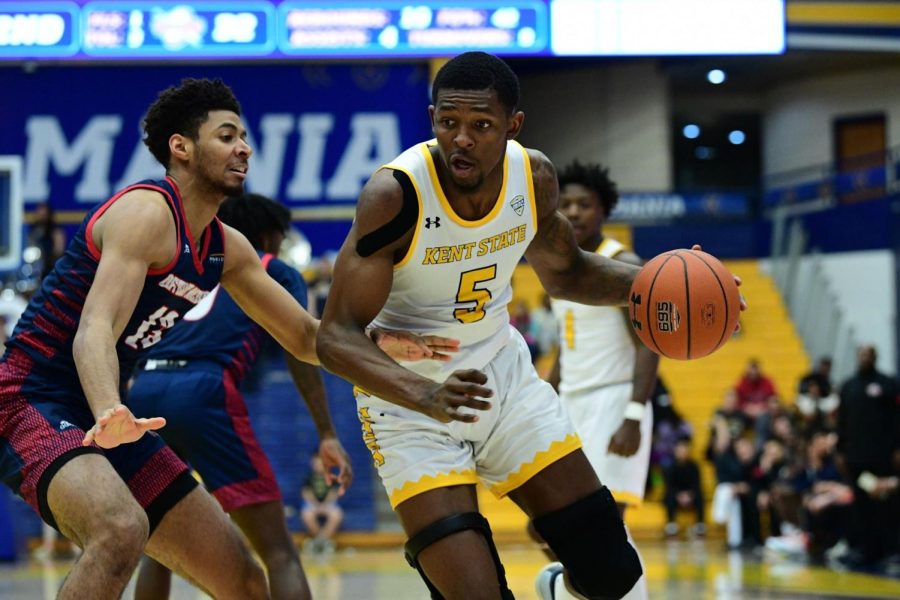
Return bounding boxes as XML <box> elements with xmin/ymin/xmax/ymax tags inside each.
<box><xmin>319</xmin><ymin>437</ymin><xmax>353</xmax><ymax>496</ymax></box>
<box><xmin>82</xmin><ymin>404</ymin><xmax>166</xmax><ymax>449</ymax></box>
<box><xmin>371</xmin><ymin>328</ymin><xmax>461</xmax><ymax>362</ymax></box>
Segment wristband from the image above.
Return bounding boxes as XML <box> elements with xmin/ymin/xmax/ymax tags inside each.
<box><xmin>623</xmin><ymin>401</ymin><xmax>646</xmax><ymax>421</ymax></box>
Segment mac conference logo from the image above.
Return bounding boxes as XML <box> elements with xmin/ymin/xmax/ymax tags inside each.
<box><xmin>510</xmin><ymin>195</ymin><xmax>525</xmax><ymax>216</ymax></box>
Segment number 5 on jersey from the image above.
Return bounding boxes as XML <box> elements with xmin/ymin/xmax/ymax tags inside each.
<box><xmin>454</xmin><ymin>265</ymin><xmax>497</xmax><ymax>324</ymax></box>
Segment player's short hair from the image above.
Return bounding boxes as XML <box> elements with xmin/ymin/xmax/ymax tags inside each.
<box><xmin>558</xmin><ymin>161</ymin><xmax>619</xmax><ymax>218</ymax></box>
<box><xmin>431</xmin><ymin>52</ymin><xmax>520</xmax><ymax>114</ymax></box>
<box><xmin>218</xmin><ymin>193</ymin><xmax>290</xmax><ymax>250</ymax></box>
<box><xmin>143</xmin><ymin>78</ymin><xmax>242</xmax><ymax>168</ymax></box>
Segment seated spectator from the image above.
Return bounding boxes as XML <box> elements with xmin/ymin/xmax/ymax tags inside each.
<box><xmin>705</xmin><ymin>389</ymin><xmax>751</xmax><ymax>462</ymax></box>
<box><xmin>753</xmin><ymin>439</ymin><xmax>789</xmax><ymax>540</ymax></box>
<box><xmin>510</xmin><ymin>299</ymin><xmax>539</xmax><ymax>362</ymax></box>
<box><xmin>799</xmin><ymin>356</ymin><xmax>834</xmax><ymax>397</ymax></box>
<box><xmin>735</xmin><ymin>358</ymin><xmax>779</xmax><ymax>421</ymax></box>
<box><xmin>795</xmin><ymin>379</ymin><xmax>839</xmax><ymax>435</ymax></box>
<box><xmin>301</xmin><ymin>454</ymin><xmax>344</xmax><ymax>554</ymax></box>
<box><xmin>663</xmin><ymin>438</ymin><xmax>705</xmax><ymax>538</ymax></box>
<box><xmin>711</xmin><ymin>426</ymin><xmax>759</xmax><ymax>549</ymax></box>
<box><xmin>530</xmin><ymin>293</ymin><xmax>559</xmax><ymax>360</ymax></box>
<box><xmin>653</xmin><ymin>398</ymin><xmax>693</xmax><ymax>472</ymax></box>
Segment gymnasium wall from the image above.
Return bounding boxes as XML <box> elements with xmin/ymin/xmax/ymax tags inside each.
<box><xmin>763</xmin><ymin>66</ymin><xmax>900</xmax><ymax>177</ymax></box>
<box><xmin>515</xmin><ymin>61</ymin><xmax>672</xmax><ymax>193</ymax></box>
<box><xmin>761</xmin><ymin>249</ymin><xmax>896</xmax><ymax>378</ymax></box>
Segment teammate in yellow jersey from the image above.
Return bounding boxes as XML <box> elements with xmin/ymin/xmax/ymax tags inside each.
<box><xmin>539</xmin><ymin>161</ymin><xmax>661</xmax><ymax>600</ymax></box>
<box><xmin>317</xmin><ymin>51</ymin><xmax>650</xmax><ymax>600</ymax></box>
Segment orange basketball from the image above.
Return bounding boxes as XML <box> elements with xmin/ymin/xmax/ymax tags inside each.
<box><xmin>628</xmin><ymin>249</ymin><xmax>740</xmax><ymax>360</ymax></box>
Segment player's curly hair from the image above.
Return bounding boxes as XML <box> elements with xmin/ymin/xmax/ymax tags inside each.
<box><xmin>142</xmin><ymin>78</ymin><xmax>242</xmax><ymax>168</ymax></box>
<box><xmin>217</xmin><ymin>193</ymin><xmax>290</xmax><ymax>251</ymax></box>
<box><xmin>558</xmin><ymin>161</ymin><xmax>619</xmax><ymax>218</ymax></box>
<box><xmin>432</xmin><ymin>52</ymin><xmax>520</xmax><ymax>114</ymax></box>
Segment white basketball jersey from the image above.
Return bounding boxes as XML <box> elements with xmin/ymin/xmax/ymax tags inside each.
<box><xmin>552</xmin><ymin>238</ymin><xmax>636</xmax><ymax>395</ymax></box>
<box><xmin>372</xmin><ymin>140</ymin><xmax>537</xmax><ymax>381</ymax></box>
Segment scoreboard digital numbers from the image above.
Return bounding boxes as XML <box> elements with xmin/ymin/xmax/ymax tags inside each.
<box><xmin>0</xmin><ymin>0</ymin><xmax>784</xmax><ymax>60</ymax></box>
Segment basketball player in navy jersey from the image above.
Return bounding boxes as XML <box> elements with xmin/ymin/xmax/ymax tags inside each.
<box><xmin>0</xmin><ymin>78</ymin><xmax>455</xmax><ymax>600</ymax></box>
<box><xmin>318</xmin><ymin>53</ymin><xmax>743</xmax><ymax>600</ymax></box>
<box><xmin>127</xmin><ymin>193</ymin><xmax>349</xmax><ymax>600</ymax></box>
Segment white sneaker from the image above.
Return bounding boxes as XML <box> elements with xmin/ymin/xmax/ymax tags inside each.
<box><xmin>535</xmin><ymin>562</ymin><xmax>564</xmax><ymax>600</ymax></box>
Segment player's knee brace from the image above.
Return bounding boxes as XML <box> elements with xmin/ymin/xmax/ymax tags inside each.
<box><xmin>532</xmin><ymin>487</ymin><xmax>642</xmax><ymax>600</ymax></box>
<box><xmin>404</xmin><ymin>512</ymin><xmax>514</xmax><ymax>600</ymax></box>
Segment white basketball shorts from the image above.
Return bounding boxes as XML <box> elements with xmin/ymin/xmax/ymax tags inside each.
<box><xmin>356</xmin><ymin>332</ymin><xmax>581</xmax><ymax>508</ymax></box>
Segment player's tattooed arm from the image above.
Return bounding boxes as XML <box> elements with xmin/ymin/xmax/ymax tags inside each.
<box><xmin>524</xmin><ymin>149</ymin><xmax>639</xmax><ymax>306</ymax></box>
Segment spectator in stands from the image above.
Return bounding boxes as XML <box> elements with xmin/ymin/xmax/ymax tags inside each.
<box><xmin>663</xmin><ymin>437</ymin><xmax>705</xmax><ymax>538</ymax></box>
<box><xmin>27</xmin><ymin>202</ymin><xmax>66</xmax><ymax>281</ymax></box>
<box><xmin>652</xmin><ymin>390</ymin><xmax>693</xmax><ymax>471</ymax></box>
<box><xmin>799</xmin><ymin>356</ymin><xmax>834</xmax><ymax>397</ymax></box>
<box><xmin>510</xmin><ymin>299</ymin><xmax>539</xmax><ymax>362</ymax></box>
<box><xmin>835</xmin><ymin>345</ymin><xmax>900</xmax><ymax>571</ymax></box>
<box><xmin>530</xmin><ymin>293</ymin><xmax>559</xmax><ymax>361</ymax></box>
<box><xmin>705</xmin><ymin>389</ymin><xmax>751</xmax><ymax>462</ymax></box>
<box><xmin>301</xmin><ymin>453</ymin><xmax>344</xmax><ymax>555</ymax></box>
<box><xmin>753</xmin><ymin>439</ymin><xmax>788</xmax><ymax>540</ymax></box>
<box><xmin>794</xmin><ymin>379</ymin><xmax>839</xmax><ymax>436</ymax></box>
<box><xmin>735</xmin><ymin>358</ymin><xmax>779</xmax><ymax>420</ymax></box>
<box><xmin>710</xmin><ymin>421</ymin><xmax>758</xmax><ymax>549</ymax></box>
<box><xmin>307</xmin><ymin>254</ymin><xmax>335</xmax><ymax>318</ymax></box>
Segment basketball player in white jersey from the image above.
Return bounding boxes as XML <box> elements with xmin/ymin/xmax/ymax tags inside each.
<box><xmin>318</xmin><ymin>52</ymin><xmax>739</xmax><ymax>600</ymax></box>
<box><xmin>537</xmin><ymin>161</ymin><xmax>660</xmax><ymax>600</ymax></box>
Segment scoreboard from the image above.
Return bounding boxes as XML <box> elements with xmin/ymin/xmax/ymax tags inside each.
<box><xmin>0</xmin><ymin>0</ymin><xmax>785</xmax><ymax>60</ymax></box>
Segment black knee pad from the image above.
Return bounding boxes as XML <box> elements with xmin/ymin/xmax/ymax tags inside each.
<box><xmin>532</xmin><ymin>487</ymin><xmax>642</xmax><ymax>599</ymax></box>
<box><xmin>404</xmin><ymin>512</ymin><xmax>514</xmax><ymax>600</ymax></box>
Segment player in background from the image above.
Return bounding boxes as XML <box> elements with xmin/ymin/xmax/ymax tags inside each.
<box><xmin>0</xmin><ymin>78</ymin><xmax>456</xmax><ymax>600</ymax></box>
<box><xmin>127</xmin><ymin>193</ymin><xmax>352</xmax><ymax>600</ymax></box>
<box><xmin>536</xmin><ymin>161</ymin><xmax>659</xmax><ymax>600</ymax></box>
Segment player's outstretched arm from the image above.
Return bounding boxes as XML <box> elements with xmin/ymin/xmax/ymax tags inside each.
<box><xmin>222</xmin><ymin>226</ymin><xmax>321</xmax><ymax>364</ymax></box>
<box><xmin>75</xmin><ymin>189</ymin><xmax>174</xmax><ymax>447</ymax></box>
<box><xmin>317</xmin><ymin>170</ymin><xmax>492</xmax><ymax>423</ymax></box>
<box><xmin>524</xmin><ymin>150</ymin><xmax>640</xmax><ymax>306</ymax></box>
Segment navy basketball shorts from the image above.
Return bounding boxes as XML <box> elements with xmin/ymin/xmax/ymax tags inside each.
<box><xmin>127</xmin><ymin>361</ymin><xmax>281</xmax><ymax>512</ymax></box>
<box><xmin>0</xmin><ymin>350</ymin><xmax>195</xmax><ymax>531</ymax></box>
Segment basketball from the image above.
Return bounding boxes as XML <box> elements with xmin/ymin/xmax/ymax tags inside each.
<box><xmin>628</xmin><ymin>249</ymin><xmax>740</xmax><ymax>360</ymax></box>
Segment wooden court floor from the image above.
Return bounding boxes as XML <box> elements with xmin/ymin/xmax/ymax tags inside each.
<box><xmin>1</xmin><ymin>539</ymin><xmax>899</xmax><ymax>599</ymax></box>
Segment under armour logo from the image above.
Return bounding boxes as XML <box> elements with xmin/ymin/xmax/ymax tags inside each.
<box><xmin>425</xmin><ymin>217</ymin><xmax>441</xmax><ymax>229</ymax></box>
<box><xmin>183</xmin><ymin>244</ymin><xmax>191</xmax><ymax>254</ymax></box>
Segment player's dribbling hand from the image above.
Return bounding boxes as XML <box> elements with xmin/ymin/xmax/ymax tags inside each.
<box><xmin>370</xmin><ymin>328</ymin><xmax>461</xmax><ymax>362</ymax></box>
<box><xmin>424</xmin><ymin>369</ymin><xmax>494</xmax><ymax>423</ymax></box>
<box><xmin>319</xmin><ymin>436</ymin><xmax>353</xmax><ymax>496</ymax></box>
<box><xmin>691</xmin><ymin>243</ymin><xmax>748</xmax><ymax>330</ymax></box>
<box><xmin>81</xmin><ymin>404</ymin><xmax>166</xmax><ymax>449</ymax></box>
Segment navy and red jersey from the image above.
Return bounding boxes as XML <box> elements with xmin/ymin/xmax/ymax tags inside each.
<box><xmin>5</xmin><ymin>177</ymin><xmax>225</xmax><ymax>390</ymax></box>
<box><xmin>144</xmin><ymin>252</ymin><xmax>308</xmax><ymax>383</ymax></box>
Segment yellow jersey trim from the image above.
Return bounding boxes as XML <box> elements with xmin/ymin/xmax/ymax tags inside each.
<box><xmin>389</xmin><ymin>469</ymin><xmax>479</xmax><ymax>509</ymax></box>
<box><xmin>518</xmin><ymin>141</ymin><xmax>538</xmax><ymax>233</ymax></box>
<box><xmin>420</xmin><ymin>142</ymin><xmax>509</xmax><ymax>228</ymax></box>
<box><xmin>376</xmin><ymin>164</ymin><xmax>424</xmax><ymax>270</ymax></box>
<box><xmin>596</xmin><ymin>238</ymin><xmax>626</xmax><ymax>259</ymax></box>
<box><xmin>488</xmin><ymin>434</ymin><xmax>582</xmax><ymax>498</ymax></box>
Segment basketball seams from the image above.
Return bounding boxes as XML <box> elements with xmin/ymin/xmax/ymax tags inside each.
<box><xmin>672</xmin><ymin>252</ymin><xmax>692</xmax><ymax>359</ymax></box>
<box><xmin>643</xmin><ymin>252</ymin><xmax>678</xmax><ymax>359</ymax></box>
<box><xmin>688</xmin><ymin>251</ymin><xmax>732</xmax><ymax>354</ymax></box>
